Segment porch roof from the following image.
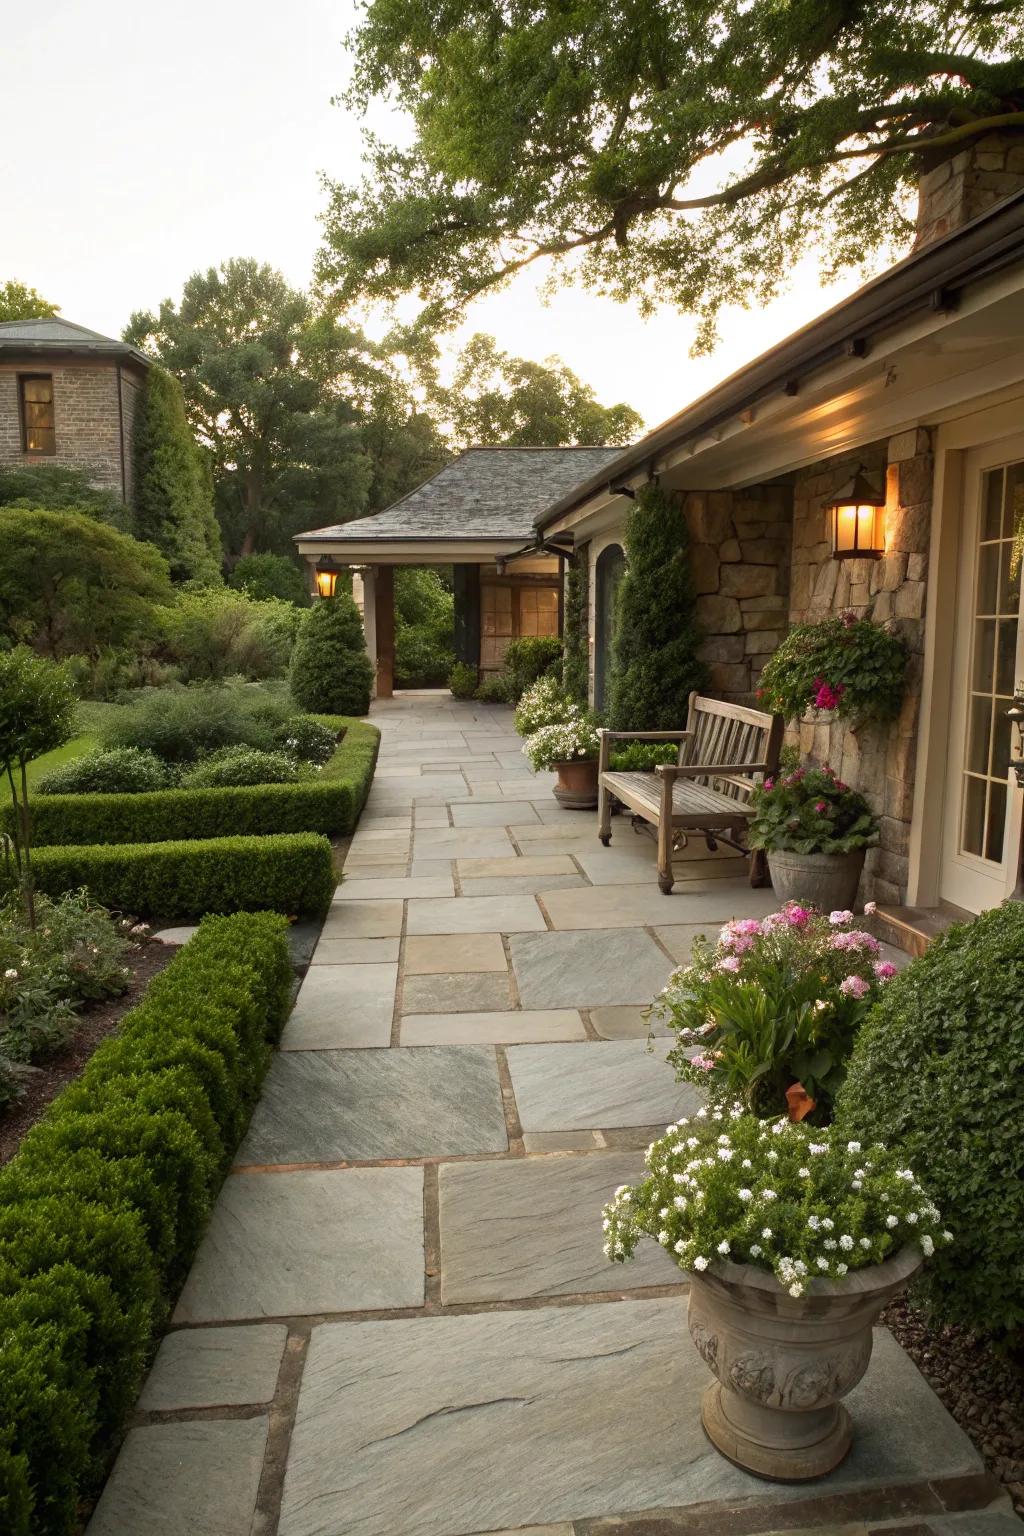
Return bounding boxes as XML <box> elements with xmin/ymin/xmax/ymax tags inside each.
<box><xmin>293</xmin><ymin>445</ymin><xmax>625</xmax><ymax>553</ymax></box>
<box><xmin>0</xmin><ymin>317</ymin><xmax>151</xmax><ymax>369</ymax></box>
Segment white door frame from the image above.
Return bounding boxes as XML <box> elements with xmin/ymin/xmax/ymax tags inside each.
<box><xmin>908</xmin><ymin>400</ymin><xmax>1024</xmax><ymax>910</ymax></box>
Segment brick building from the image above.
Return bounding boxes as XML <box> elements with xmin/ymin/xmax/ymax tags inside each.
<box><xmin>0</xmin><ymin>317</ymin><xmax>150</xmax><ymax>501</ymax></box>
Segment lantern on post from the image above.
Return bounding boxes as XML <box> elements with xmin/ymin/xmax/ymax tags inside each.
<box><xmin>314</xmin><ymin>555</ymin><xmax>341</xmax><ymax>599</ymax></box>
<box><xmin>827</xmin><ymin>471</ymin><xmax>886</xmax><ymax>560</ymax></box>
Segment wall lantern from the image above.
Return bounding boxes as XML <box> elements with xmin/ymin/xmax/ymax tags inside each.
<box><xmin>827</xmin><ymin>470</ymin><xmax>886</xmax><ymax>561</ymax></box>
<box><xmin>314</xmin><ymin>555</ymin><xmax>341</xmax><ymax>599</ymax></box>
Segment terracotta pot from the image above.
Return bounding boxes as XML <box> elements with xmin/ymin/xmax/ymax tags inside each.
<box><xmin>552</xmin><ymin>757</ymin><xmax>599</xmax><ymax>809</ymax></box>
<box><xmin>767</xmin><ymin>847</ymin><xmax>866</xmax><ymax>912</ymax></box>
<box><xmin>687</xmin><ymin>1246</ymin><xmax>922</xmax><ymax>1480</ymax></box>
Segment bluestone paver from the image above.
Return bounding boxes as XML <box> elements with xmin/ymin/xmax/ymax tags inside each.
<box><xmin>509</xmin><ymin>927</ymin><xmax>673</xmax><ymax>1008</ymax></box>
<box><xmin>138</xmin><ymin>1324</ymin><xmax>288</xmax><ymax>1410</ymax></box>
<box><xmin>506</xmin><ymin>1040</ymin><xmax>698</xmax><ymax>1131</ymax></box>
<box><xmin>279</xmin><ymin>963</ymin><xmax>397</xmax><ymax>1050</ymax></box>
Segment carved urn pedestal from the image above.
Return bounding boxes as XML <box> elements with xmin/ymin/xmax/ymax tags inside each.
<box><xmin>687</xmin><ymin>1247</ymin><xmax>921</xmax><ymax>1481</ymax></box>
<box><xmin>551</xmin><ymin>758</ymin><xmax>599</xmax><ymax>809</ymax></box>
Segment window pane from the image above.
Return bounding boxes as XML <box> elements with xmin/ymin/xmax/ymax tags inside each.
<box><xmin>1003</xmin><ymin>463</ymin><xmax>1024</xmax><ymax>540</ymax></box>
<box><xmin>21</xmin><ymin>378</ymin><xmax>52</xmax><ymax>404</ymax></box>
<box><xmin>976</xmin><ymin>542</ymin><xmax>1000</xmax><ymax>614</ymax></box>
<box><xmin>992</xmin><ymin>697</ymin><xmax>1013</xmax><ymax>781</ymax></box>
<box><xmin>972</xmin><ymin>619</ymin><xmax>996</xmax><ymax>692</ymax></box>
<box><xmin>25</xmin><ymin>426</ymin><xmax>55</xmax><ymax>453</ymax></box>
<box><xmin>961</xmin><ymin>775</ymin><xmax>987</xmax><ymax>858</ymax></box>
<box><xmin>986</xmin><ymin>781</ymin><xmax>1007</xmax><ymax>863</ymax></box>
<box><xmin>967</xmin><ymin>695</ymin><xmax>993</xmax><ymax>774</ymax></box>
<box><xmin>996</xmin><ymin>619</ymin><xmax>1017</xmax><ymax>696</ymax></box>
<box><xmin>998</xmin><ymin>539</ymin><xmax>1020</xmax><ymax>615</ymax></box>
<box><xmin>983</xmin><ymin>469</ymin><xmax>1004</xmax><ymax>540</ymax></box>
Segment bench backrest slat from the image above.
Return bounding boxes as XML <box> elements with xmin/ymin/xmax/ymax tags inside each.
<box><xmin>678</xmin><ymin>693</ymin><xmax>783</xmax><ymax>803</ymax></box>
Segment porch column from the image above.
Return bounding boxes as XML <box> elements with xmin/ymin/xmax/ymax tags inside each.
<box><xmin>374</xmin><ymin>565</ymin><xmax>395</xmax><ymax>699</ymax></box>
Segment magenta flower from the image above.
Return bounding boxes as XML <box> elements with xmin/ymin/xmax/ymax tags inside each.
<box><xmin>784</xmin><ymin>904</ymin><xmax>810</xmax><ymax>927</ymax></box>
<box><xmin>762</xmin><ymin>777</ymin><xmax>775</xmax><ymax>792</ymax></box>
<box><xmin>812</xmin><ymin>677</ymin><xmax>845</xmax><ymax>711</ymax></box>
<box><xmin>690</xmin><ymin>1055</ymin><xmax>715</xmax><ymax>1071</ymax></box>
<box><xmin>873</xmin><ymin>961</ymin><xmax>898</xmax><ymax>980</ymax></box>
<box><xmin>814</xmin><ymin>799</ymin><xmax>828</xmax><ymax>813</ymax></box>
<box><xmin>839</xmin><ymin>974</ymin><xmax>870</xmax><ymax>999</ymax></box>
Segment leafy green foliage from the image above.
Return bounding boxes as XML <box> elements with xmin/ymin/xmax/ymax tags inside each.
<box><xmin>604</xmin><ymin>1114</ymin><xmax>949</xmax><ymax>1294</ymax></box>
<box><xmin>2</xmin><ymin>722</ymin><xmax>380</xmax><ymax>847</ymax></box>
<box><xmin>757</xmin><ymin>614</ymin><xmax>907</xmax><ymax>727</ymax></box>
<box><xmin>607</xmin><ymin>484</ymin><xmax>708</xmax><ymax>730</ymax></box>
<box><xmin>561</xmin><ymin>548</ymin><xmax>589</xmax><ymax>705</ymax></box>
<box><xmin>0</xmin><ymin>465</ymin><xmax>130</xmax><ymax>532</ymax></box>
<box><xmin>657</xmin><ymin>906</ymin><xmax>894</xmax><ymax>1120</ymax></box>
<box><xmin>101</xmin><ymin>684</ymin><xmax>290</xmax><ymax>764</ymax></box>
<box><xmin>180</xmin><ymin>746</ymin><xmax>300</xmax><ymax>789</ymax></box>
<box><xmin>16</xmin><ymin>832</ymin><xmax>334</xmax><ymax>920</ymax></box>
<box><xmin>836</xmin><ymin>902</ymin><xmax>1024</xmax><ymax>1339</ymax></box>
<box><xmin>290</xmin><ymin>595</ymin><xmax>374</xmax><ymax>716</ymax></box>
<box><xmin>608</xmin><ymin>741</ymin><xmax>678</xmax><ymax>770</ymax></box>
<box><xmin>0</xmin><ymin>280</ymin><xmax>59</xmax><ymax>321</ymax></box>
<box><xmin>503</xmin><ymin>635</ymin><xmax>563</xmax><ymax>702</ymax></box>
<box><xmin>448</xmin><ymin>662</ymin><xmax>478</xmax><ymax>699</ymax></box>
<box><xmin>522</xmin><ymin>708</ymin><xmax>600</xmax><ymax>768</ymax></box>
<box><xmin>274</xmin><ymin>715</ymin><xmax>338</xmax><ymax>765</ymax></box>
<box><xmin>228</xmin><ymin>553</ymin><xmax>310</xmax><ymax>606</ymax></box>
<box><xmin>0</xmin><ymin>508</ymin><xmax>173</xmax><ymax>659</ymax></box>
<box><xmin>132</xmin><ymin>367</ymin><xmax>222</xmax><ymax>584</ymax></box>
<box><xmin>38</xmin><ymin>748</ymin><xmax>175</xmax><ymax>797</ymax></box>
<box><xmin>474</xmin><ymin>672</ymin><xmax>514</xmax><ymax>703</ymax></box>
<box><xmin>749</xmin><ymin>764</ymin><xmax>878</xmax><ymax>856</ymax></box>
<box><xmin>323</xmin><ymin>0</ymin><xmax>1021</xmax><ymax>346</ymax></box>
<box><xmin>513</xmin><ymin>675</ymin><xmax>573</xmax><ymax>736</ymax></box>
<box><xmin>64</xmin><ymin>649</ymin><xmax>182</xmax><ymax>701</ymax></box>
<box><xmin>394</xmin><ymin>568</ymin><xmax>454</xmax><ymax>687</ymax></box>
<box><xmin>0</xmin><ymin>912</ymin><xmax>292</xmax><ymax>1534</ymax></box>
<box><xmin>162</xmin><ymin>586</ymin><xmax>301</xmax><ymax>683</ymax></box>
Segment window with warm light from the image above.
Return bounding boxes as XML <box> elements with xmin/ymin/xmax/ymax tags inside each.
<box><xmin>19</xmin><ymin>374</ymin><xmax>55</xmax><ymax>454</ymax></box>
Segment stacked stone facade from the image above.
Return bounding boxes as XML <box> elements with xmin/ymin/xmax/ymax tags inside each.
<box><xmin>788</xmin><ymin>431</ymin><xmax>933</xmax><ymax>905</ymax></box>
<box><xmin>914</xmin><ymin>132</ymin><xmax>1024</xmax><ymax>249</ymax></box>
<box><xmin>0</xmin><ymin>358</ymin><xmax>144</xmax><ymax>499</ymax></box>
<box><xmin>682</xmin><ymin>485</ymin><xmax>793</xmax><ymax>701</ymax></box>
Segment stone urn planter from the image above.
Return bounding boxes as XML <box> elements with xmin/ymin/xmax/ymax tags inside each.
<box><xmin>686</xmin><ymin>1245</ymin><xmax>921</xmax><ymax>1481</ymax></box>
<box><xmin>767</xmin><ymin>847</ymin><xmax>866</xmax><ymax>913</ymax></box>
<box><xmin>552</xmin><ymin>757</ymin><xmax>599</xmax><ymax>809</ymax></box>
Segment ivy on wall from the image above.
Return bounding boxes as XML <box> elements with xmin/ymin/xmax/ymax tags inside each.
<box><xmin>561</xmin><ymin>541</ymin><xmax>589</xmax><ymax>704</ymax></box>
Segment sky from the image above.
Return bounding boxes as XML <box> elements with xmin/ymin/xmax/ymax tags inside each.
<box><xmin>1</xmin><ymin>0</ymin><xmax>902</xmax><ymax>431</ymax></box>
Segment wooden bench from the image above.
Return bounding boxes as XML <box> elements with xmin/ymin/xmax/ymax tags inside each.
<box><xmin>597</xmin><ymin>693</ymin><xmax>784</xmax><ymax>894</ymax></box>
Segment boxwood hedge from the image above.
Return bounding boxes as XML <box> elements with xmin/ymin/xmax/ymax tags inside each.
<box><xmin>17</xmin><ymin>832</ymin><xmax>334</xmax><ymax>920</ymax></box>
<box><xmin>7</xmin><ymin>719</ymin><xmax>380</xmax><ymax>848</ymax></box>
<box><xmin>836</xmin><ymin>900</ymin><xmax>1024</xmax><ymax>1340</ymax></box>
<box><xmin>0</xmin><ymin>912</ymin><xmax>293</xmax><ymax>1535</ymax></box>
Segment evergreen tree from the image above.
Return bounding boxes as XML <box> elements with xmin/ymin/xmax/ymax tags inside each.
<box><xmin>607</xmin><ymin>484</ymin><xmax>708</xmax><ymax>731</ymax></box>
<box><xmin>561</xmin><ymin>545</ymin><xmax>589</xmax><ymax>705</ymax></box>
<box><xmin>289</xmin><ymin>594</ymin><xmax>375</xmax><ymax>716</ymax></box>
<box><xmin>132</xmin><ymin>367</ymin><xmax>222</xmax><ymax>584</ymax></box>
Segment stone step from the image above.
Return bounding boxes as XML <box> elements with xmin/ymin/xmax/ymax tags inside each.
<box><xmin>873</xmin><ymin>901</ymin><xmax>974</xmax><ymax>958</ymax></box>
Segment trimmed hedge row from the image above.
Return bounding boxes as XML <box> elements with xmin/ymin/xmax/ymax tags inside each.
<box><xmin>16</xmin><ymin>832</ymin><xmax>334</xmax><ymax>920</ymax></box>
<box><xmin>7</xmin><ymin>719</ymin><xmax>380</xmax><ymax>848</ymax></box>
<box><xmin>0</xmin><ymin>912</ymin><xmax>294</xmax><ymax>1535</ymax></box>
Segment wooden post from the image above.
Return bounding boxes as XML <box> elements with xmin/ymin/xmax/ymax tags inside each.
<box><xmin>375</xmin><ymin>565</ymin><xmax>395</xmax><ymax>699</ymax></box>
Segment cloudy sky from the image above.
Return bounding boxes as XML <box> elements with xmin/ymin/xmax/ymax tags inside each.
<box><xmin>2</xmin><ymin>0</ymin><xmax>904</xmax><ymax>430</ymax></box>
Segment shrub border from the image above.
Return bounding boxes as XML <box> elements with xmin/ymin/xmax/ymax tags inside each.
<box><xmin>0</xmin><ymin>912</ymin><xmax>293</xmax><ymax>1535</ymax></box>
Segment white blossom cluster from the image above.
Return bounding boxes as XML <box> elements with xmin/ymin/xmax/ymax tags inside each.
<box><xmin>602</xmin><ymin>1109</ymin><xmax>951</xmax><ymax>1297</ymax></box>
<box><xmin>522</xmin><ymin>710</ymin><xmax>600</xmax><ymax>771</ymax></box>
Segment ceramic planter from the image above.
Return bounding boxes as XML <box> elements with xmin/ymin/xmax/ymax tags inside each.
<box><xmin>767</xmin><ymin>847</ymin><xmax>866</xmax><ymax>912</ymax></box>
<box><xmin>551</xmin><ymin>757</ymin><xmax>599</xmax><ymax>809</ymax></box>
<box><xmin>687</xmin><ymin>1246</ymin><xmax>922</xmax><ymax>1480</ymax></box>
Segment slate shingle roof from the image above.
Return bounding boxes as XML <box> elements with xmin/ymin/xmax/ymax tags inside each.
<box><xmin>0</xmin><ymin>318</ymin><xmax>150</xmax><ymax>366</ymax></box>
<box><xmin>296</xmin><ymin>446</ymin><xmax>628</xmax><ymax>543</ymax></box>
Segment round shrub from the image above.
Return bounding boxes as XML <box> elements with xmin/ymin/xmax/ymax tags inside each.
<box><xmin>475</xmin><ymin>672</ymin><xmax>513</xmax><ymax>704</ymax></box>
<box><xmin>448</xmin><ymin>661</ymin><xmax>478</xmax><ymax>699</ymax></box>
<box><xmin>273</xmin><ymin>715</ymin><xmax>338</xmax><ymax>765</ymax></box>
<box><xmin>503</xmin><ymin>636</ymin><xmax>562</xmax><ymax>702</ymax></box>
<box><xmin>179</xmin><ymin>746</ymin><xmax>300</xmax><ymax>789</ymax></box>
<box><xmin>835</xmin><ymin>902</ymin><xmax>1024</xmax><ymax>1339</ymax></box>
<box><xmin>37</xmin><ymin>747</ymin><xmax>174</xmax><ymax>797</ymax></box>
<box><xmin>289</xmin><ymin>596</ymin><xmax>374</xmax><ymax>716</ymax></box>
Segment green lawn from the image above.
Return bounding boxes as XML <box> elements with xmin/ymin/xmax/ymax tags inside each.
<box><xmin>1</xmin><ymin>701</ymin><xmax>125</xmax><ymax>807</ymax></box>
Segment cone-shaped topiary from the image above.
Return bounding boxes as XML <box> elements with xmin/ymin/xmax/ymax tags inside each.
<box><xmin>289</xmin><ymin>594</ymin><xmax>374</xmax><ymax>715</ymax></box>
<box><xmin>132</xmin><ymin>367</ymin><xmax>222</xmax><ymax>585</ymax></box>
<box><xmin>607</xmin><ymin>484</ymin><xmax>708</xmax><ymax>730</ymax></box>
<box><xmin>561</xmin><ymin>545</ymin><xmax>589</xmax><ymax>705</ymax></box>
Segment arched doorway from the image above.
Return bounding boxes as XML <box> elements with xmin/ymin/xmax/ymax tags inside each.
<box><xmin>594</xmin><ymin>543</ymin><xmax>625</xmax><ymax>711</ymax></box>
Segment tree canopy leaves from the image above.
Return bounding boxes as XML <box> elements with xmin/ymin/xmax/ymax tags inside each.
<box><xmin>319</xmin><ymin>0</ymin><xmax>1024</xmax><ymax>347</ymax></box>
<box><xmin>132</xmin><ymin>366</ymin><xmax>223</xmax><ymax>584</ymax></box>
<box><xmin>0</xmin><ymin>281</ymin><xmax>59</xmax><ymax>323</ymax></box>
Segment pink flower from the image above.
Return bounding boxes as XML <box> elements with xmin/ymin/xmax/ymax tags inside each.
<box><xmin>829</xmin><ymin>910</ymin><xmax>854</xmax><ymax>925</ymax></box>
<box><xmin>717</xmin><ymin>955</ymin><xmax>742</xmax><ymax>973</ymax></box>
<box><xmin>763</xmin><ymin>777</ymin><xmax>775</xmax><ymax>792</ymax></box>
<box><xmin>731</xmin><ymin>935</ymin><xmax>755</xmax><ymax>954</ymax></box>
<box><xmin>873</xmin><ymin>961</ymin><xmax>897</xmax><ymax>980</ymax></box>
<box><xmin>831</xmin><ymin>930</ymin><xmax>881</xmax><ymax>953</ymax></box>
<box><xmin>812</xmin><ymin>677</ymin><xmax>845</xmax><ymax>711</ymax></box>
<box><xmin>864</xmin><ymin>900</ymin><xmax>877</xmax><ymax>915</ymax></box>
<box><xmin>839</xmin><ymin>974</ymin><xmax>870</xmax><ymax>999</ymax></box>
<box><xmin>731</xmin><ymin>919</ymin><xmax>762</xmax><ymax>935</ymax></box>
<box><xmin>814</xmin><ymin>800</ymin><xmax>828</xmax><ymax>813</ymax></box>
<box><xmin>784</xmin><ymin>904</ymin><xmax>810</xmax><ymax>928</ymax></box>
<box><xmin>690</xmin><ymin>1055</ymin><xmax>715</xmax><ymax>1071</ymax></box>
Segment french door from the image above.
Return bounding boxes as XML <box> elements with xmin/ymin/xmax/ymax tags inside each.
<box><xmin>940</xmin><ymin>437</ymin><xmax>1024</xmax><ymax>912</ymax></box>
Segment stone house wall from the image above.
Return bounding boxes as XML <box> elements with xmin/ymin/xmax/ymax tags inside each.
<box><xmin>682</xmin><ymin>485</ymin><xmax>793</xmax><ymax>701</ymax></box>
<box><xmin>787</xmin><ymin>430</ymin><xmax>933</xmax><ymax>905</ymax></box>
<box><xmin>0</xmin><ymin>358</ymin><xmax>144</xmax><ymax>499</ymax></box>
<box><xmin>915</xmin><ymin>132</ymin><xmax>1024</xmax><ymax>250</ymax></box>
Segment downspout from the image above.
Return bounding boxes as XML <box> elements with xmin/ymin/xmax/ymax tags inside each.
<box><xmin>116</xmin><ymin>362</ymin><xmax>127</xmax><ymax>503</ymax></box>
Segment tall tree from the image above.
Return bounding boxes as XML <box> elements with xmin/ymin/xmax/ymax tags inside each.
<box><xmin>132</xmin><ymin>366</ymin><xmax>223</xmax><ymax>583</ymax></box>
<box><xmin>320</xmin><ymin>1</ymin><xmax>1024</xmax><ymax>347</ymax></box>
<box><xmin>124</xmin><ymin>261</ymin><xmax>372</xmax><ymax>555</ymax></box>
<box><xmin>0</xmin><ymin>281</ymin><xmax>59</xmax><ymax>322</ymax></box>
<box><xmin>440</xmin><ymin>334</ymin><xmax>641</xmax><ymax>446</ymax></box>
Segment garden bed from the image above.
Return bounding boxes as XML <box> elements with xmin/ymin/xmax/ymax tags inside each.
<box><xmin>0</xmin><ymin>938</ymin><xmax>176</xmax><ymax>1164</ymax></box>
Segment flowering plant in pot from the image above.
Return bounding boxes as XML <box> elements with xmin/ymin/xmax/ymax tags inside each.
<box><xmin>654</xmin><ymin>903</ymin><xmax>895</xmax><ymax>1122</ymax></box>
<box><xmin>522</xmin><ymin>709</ymin><xmax>601</xmax><ymax>808</ymax></box>
<box><xmin>603</xmin><ymin>1110</ymin><xmax>950</xmax><ymax>1480</ymax></box>
<box><xmin>748</xmin><ymin>764</ymin><xmax>878</xmax><ymax>910</ymax></box>
<box><xmin>513</xmin><ymin>675</ymin><xmax>573</xmax><ymax>737</ymax></box>
<box><xmin>756</xmin><ymin>613</ymin><xmax>907</xmax><ymax>729</ymax></box>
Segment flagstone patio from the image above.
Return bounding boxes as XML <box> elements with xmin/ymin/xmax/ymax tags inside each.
<box><xmin>88</xmin><ymin>693</ymin><xmax>1013</xmax><ymax>1536</ymax></box>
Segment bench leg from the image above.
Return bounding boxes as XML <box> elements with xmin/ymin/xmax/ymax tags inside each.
<box><xmin>750</xmin><ymin>848</ymin><xmax>770</xmax><ymax>888</ymax></box>
<box><xmin>598</xmin><ymin>781</ymin><xmax>612</xmax><ymax>846</ymax></box>
<box><xmin>657</xmin><ymin>818</ymin><xmax>674</xmax><ymax>894</ymax></box>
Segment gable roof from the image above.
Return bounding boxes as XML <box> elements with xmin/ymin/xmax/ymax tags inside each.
<box><xmin>296</xmin><ymin>445</ymin><xmax>627</xmax><ymax>544</ymax></box>
<box><xmin>0</xmin><ymin>317</ymin><xmax>150</xmax><ymax>367</ymax></box>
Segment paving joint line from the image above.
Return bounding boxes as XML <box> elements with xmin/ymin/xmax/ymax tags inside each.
<box><xmin>249</xmin><ymin>1323</ymin><xmax>310</xmax><ymax>1536</ymax></box>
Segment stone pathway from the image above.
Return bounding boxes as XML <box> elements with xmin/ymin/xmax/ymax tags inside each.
<box><xmin>89</xmin><ymin>694</ymin><xmax>1013</xmax><ymax>1536</ymax></box>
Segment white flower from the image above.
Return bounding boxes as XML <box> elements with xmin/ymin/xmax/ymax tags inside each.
<box><xmin>906</xmin><ymin>1211</ymin><xmax>918</xmax><ymax>1224</ymax></box>
<box><xmin>807</xmin><ymin>1215</ymin><xmax>820</xmax><ymax>1230</ymax></box>
<box><xmin>659</xmin><ymin>1207</ymin><xmax>670</xmax><ymax>1219</ymax></box>
<box><xmin>798</xmin><ymin>1167</ymin><xmax>810</xmax><ymax>1179</ymax></box>
<box><xmin>921</xmin><ymin>1235</ymin><xmax>935</xmax><ymax>1257</ymax></box>
<box><xmin>859</xmin><ymin>1237</ymin><xmax>871</xmax><ymax>1249</ymax></box>
<box><xmin>836</xmin><ymin>1263</ymin><xmax>848</xmax><ymax>1276</ymax></box>
<box><xmin>761</xmin><ymin>1227</ymin><xmax>773</xmax><ymax>1239</ymax></box>
<box><xmin>851</xmin><ymin>1180</ymin><xmax>862</xmax><ymax>1191</ymax></box>
<box><xmin>824</xmin><ymin>1239</ymin><xmax>837</xmax><ymax>1250</ymax></box>
<box><xmin>749</xmin><ymin>1244</ymin><xmax>762</xmax><ymax>1257</ymax></box>
<box><xmin>673</xmin><ymin>1196</ymin><xmax>687</xmax><ymax>1211</ymax></box>
<box><xmin>942</xmin><ymin>1230</ymin><xmax>953</xmax><ymax>1243</ymax></box>
<box><xmin>741</xmin><ymin>1158</ymin><xmax>752</xmax><ymax>1169</ymax></box>
<box><xmin>674</xmin><ymin>1239</ymin><xmax>686</xmax><ymax>1254</ymax></box>
<box><xmin>821</xmin><ymin>1218</ymin><xmax>834</xmax><ymax>1230</ymax></box>
<box><xmin>864</xmin><ymin>900</ymin><xmax>877</xmax><ymax>914</ymax></box>
<box><xmin>816</xmin><ymin>1258</ymin><xmax>829</xmax><ymax>1270</ymax></box>
<box><xmin>3</xmin><ymin>968</ymin><xmax>17</xmax><ymax>980</ymax></box>
<box><xmin>738</xmin><ymin>1188</ymin><xmax>753</xmax><ymax>1202</ymax></box>
<box><xmin>717</xmin><ymin>1239</ymin><xmax>731</xmax><ymax>1255</ymax></box>
<box><xmin>693</xmin><ymin>1255</ymin><xmax>709</xmax><ymax>1271</ymax></box>
<box><xmin>766</xmin><ymin>1149</ymin><xmax>779</xmax><ymax>1162</ymax></box>
<box><xmin>658</xmin><ymin>1229</ymin><xmax>671</xmax><ymax>1246</ymax></box>
<box><xmin>839</xmin><ymin>1235</ymin><xmax>853</xmax><ymax>1251</ymax></box>
<box><xmin>808</xmin><ymin>1143</ymin><xmax>827</xmax><ymax>1155</ymax></box>
<box><xmin>716</xmin><ymin>1147</ymin><xmax>734</xmax><ymax>1162</ymax></box>
<box><xmin>789</xmin><ymin>1283</ymin><xmax>803</xmax><ymax>1298</ymax></box>
<box><xmin>885</xmin><ymin>1214</ymin><xmax>898</xmax><ymax>1229</ymax></box>
<box><xmin>761</xmin><ymin>1189</ymin><xmax>777</xmax><ymax>1202</ymax></box>
<box><xmin>847</xmin><ymin>1141</ymin><xmax>861</xmax><ymax>1154</ymax></box>
<box><xmin>602</xmin><ymin>1218</ymin><xmax>611</xmax><ymax>1231</ymax></box>
<box><xmin>717</xmin><ymin>1133</ymin><xmax>731</xmax><ymax>1146</ymax></box>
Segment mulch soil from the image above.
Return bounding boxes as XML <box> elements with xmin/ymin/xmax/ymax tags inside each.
<box><xmin>0</xmin><ymin>939</ymin><xmax>179</xmax><ymax>1165</ymax></box>
<box><xmin>884</xmin><ymin>1295</ymin><xmax>1024</xmax><ymax>1518</ymax></box>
